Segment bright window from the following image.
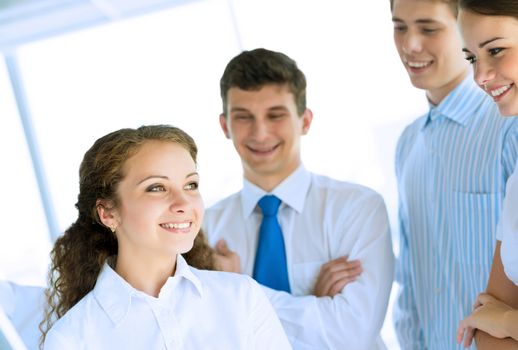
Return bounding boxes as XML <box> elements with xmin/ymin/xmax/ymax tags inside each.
<box><xmin>2</xmin><ymin>0</ymin><xmax>430</xmax><ymax>347</ymax></box>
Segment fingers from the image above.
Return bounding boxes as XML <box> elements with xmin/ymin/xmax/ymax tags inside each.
<box><xmin>216</xmin><ymin>239</ymin><xmax>229</xmax><ymax>255</ymax></box>
<box><xmin>456</xmin><ymin>321</ymin><xmax>474</xmax><ymax>348</ymax></box>
<box><xmin>328</xmin><ymin>275</ymin><xmax>358</xmax><ymax>296</ymax></box>
<box><xmin>314</xmin><ymin>257</ymin><xmax>363</xmax><ymax>297</ymax></box>
<box><xmin>456</xmin><ymin>322</ymin><xmax>465</xmax><ymax>344</ymax></box>
<box><xmin>463</xmin><ymin>327</ymin><xmax>475</xmax><ymax>348</ymax></box>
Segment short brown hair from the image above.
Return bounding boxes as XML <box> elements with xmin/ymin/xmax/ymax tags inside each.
<box><xmin>220</xmin><ymin>48</ymin><xmax>307</xmax><ymax>116</ymax></box>
<box><xmin>390</xmin><ymin>0</ymin><xmax>459</xmax><ymax>17</ymax></box>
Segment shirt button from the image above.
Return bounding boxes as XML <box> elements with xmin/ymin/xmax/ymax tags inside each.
<box><xmin>435</xmin><ymin>288</ymin><xmax>441</xmax><ymax>294</ymax></box>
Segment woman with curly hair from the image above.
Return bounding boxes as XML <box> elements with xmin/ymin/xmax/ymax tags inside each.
<box><xmin>457</xmin><ymin>1</ymin><xmax>518</xmax><ymax>348</ymax></box>
<box><xmin>41</xmin><ymin>124</ymin><xmax>290</xmax><ymax>349</ymax></box>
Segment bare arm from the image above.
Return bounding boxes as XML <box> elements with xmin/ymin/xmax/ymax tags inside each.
<box><xmin>475</xmin><ymin>241</ymin><xmax>518</xmax><ymax>349</ymax></box>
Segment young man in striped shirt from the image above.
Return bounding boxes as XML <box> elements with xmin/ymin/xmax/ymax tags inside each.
<box><xmin>390</xmin><ymin>0</ymin><xmax>518</xmax><ymax>349</ymax></box>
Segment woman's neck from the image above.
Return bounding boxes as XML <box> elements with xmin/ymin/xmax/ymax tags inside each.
<box><xmin>115</xmin><ymin>250</ymin><xmax>177</xmax><ymax>297</ymax></box>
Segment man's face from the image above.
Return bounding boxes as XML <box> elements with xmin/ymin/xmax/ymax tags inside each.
<box><xmin>392</xmin><ymin>0</ymin><xmax>468</xmax><ymax>103</ymax></box>
<box><xmin>220</xmin><ymin>84</ymin><xmax>312</xmax><ymax>188</ymax></box>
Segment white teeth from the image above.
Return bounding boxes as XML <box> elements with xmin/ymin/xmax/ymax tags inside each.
<box><xmin>161</xmin><ymin>222</ymin><xmax>191</xmax><ymax>229</ymax></box>
<box><xmin>490</xmin><ymin>85</ymin><xmax>512</xmax><ymax>97</ymax></box>
<box><xmin>408</xmin><ymin>61</ymin><xmax>430</xmax><ymax>68</ymax></box>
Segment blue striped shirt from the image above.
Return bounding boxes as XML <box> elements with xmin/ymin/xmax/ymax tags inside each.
<box><xmin>393</xmin><ymin>75</ymin><xmax>518</xmax><ymax>350</ymax></box>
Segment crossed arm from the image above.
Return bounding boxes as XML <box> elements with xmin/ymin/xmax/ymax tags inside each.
<box><xmin>214</xmin><ymin>239</ymin><xmax>363</xmax><ymax>297</ymax></box>
<box><xmin>214</xmin><ymin>197</ymin><xmax>394</xmax><ymax>349</ymax></box>
<box><xmin>457</xmin><ymin>241</ymin><xmax>518</xmax><ymax>349</ymax></box>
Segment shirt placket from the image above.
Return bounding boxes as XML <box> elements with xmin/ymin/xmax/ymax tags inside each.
<box><xmin>148</xmin><ymin>299</ymin><xmax>183</xmax><ymax>349</ymax></box>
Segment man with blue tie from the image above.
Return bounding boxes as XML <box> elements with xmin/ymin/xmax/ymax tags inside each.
<box><xmin>203</xmin><ymin>48</ymin><xmax>395</xmax><ymax>349</ymax></box>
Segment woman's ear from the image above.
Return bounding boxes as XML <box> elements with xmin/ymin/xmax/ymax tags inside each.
<box><xmin>96</xmin><ymin>199</ymin><xmax>117</xmax><ymax>230</ymax></box>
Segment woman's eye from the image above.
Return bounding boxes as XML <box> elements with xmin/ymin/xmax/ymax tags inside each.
<box><xmin>185</xmin><ymin>182</ymin><xmax>199</xmax><ymax>191</ymax></box>
<box><xmin>147</xmin><ymin>184</ymin><xmax>166</xmax><ymax>192</ymax></box>
<box><xmin>488</xmin><ymin>47</ymin><xmax>504</xmax><ymax>56</ymax></box>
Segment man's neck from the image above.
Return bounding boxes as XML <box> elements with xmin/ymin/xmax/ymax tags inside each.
<box><xmin>244</xmin><ymin>164</ymin><xmax>300</xmax><ymax>193</ymax></box>
<box><xmin>426</xmin><ymin>69</ymin><xmax>469</xmax><ymax>106</ymax></box>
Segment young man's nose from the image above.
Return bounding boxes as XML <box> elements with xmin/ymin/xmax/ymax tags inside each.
<box><xmin>402</xmin><ymin>33</ymin><xmax>423</xmax><ymax>54</ymax></box>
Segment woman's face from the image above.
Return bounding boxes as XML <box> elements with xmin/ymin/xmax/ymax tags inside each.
<box><xmin>459</xmin><ymin>9</ymin><xmax>518</xmax><ymax>116</ymax></box>
<box><xmin>108</xmin><ymin>140</ymin><xmax>204</xmax><ymax>260</ymax></box>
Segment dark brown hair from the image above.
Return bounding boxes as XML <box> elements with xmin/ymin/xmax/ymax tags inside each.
<box><xmin>40</xmin><ymin>125</ymin><xmax>214</xmax><ymax>346</ymax></box>
<box><xmin>459</xmin><ymin>0</ymin><xmax>518</xmax><ymax>18</ymax></box>
<box><xmin>220</xmin><ymin>48</ymin><xmax>307</xmax><ymax>116</ymax></box>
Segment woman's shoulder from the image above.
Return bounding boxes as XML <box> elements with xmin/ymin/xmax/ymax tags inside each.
<box><xmin>44</xmin><ymin>293</ymin><xmax>95</xmax><ymax>348</ymax></box>
<box><xmin>191</xmin><ymin>268</ymin><xmax>260</xmax><ymax>295</ymax></box>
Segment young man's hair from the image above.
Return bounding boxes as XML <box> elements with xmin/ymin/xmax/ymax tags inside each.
<box><xmin>390</xmin><ymin>0</ymin><xmax>459</xmax><ymax>17</ymax></box>
<box><xmin>459</xmin><ymin>0</ymin><xmax>518</xmax><ymax>19</ymax></box>
<box><xmin>220</xmin><ymin>48</ymin><xmax>307</xmax><ymax>116</ymax></box>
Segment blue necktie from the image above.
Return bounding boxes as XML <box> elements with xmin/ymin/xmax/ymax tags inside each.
<box><xmin>253</xmin><ymin>195</ymin><xmax>291</xmax><ymax>292</ymax></box>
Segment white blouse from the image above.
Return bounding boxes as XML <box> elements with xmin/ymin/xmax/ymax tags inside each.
<box><xmin>44</xmin><ymin>255</ymin><xmax>291</xmax><ymax>350</ymax></box>
<box><xmin>498</xmin><ymin>161</ymin><xmax>518</xmax><ymax>285</ymax></box>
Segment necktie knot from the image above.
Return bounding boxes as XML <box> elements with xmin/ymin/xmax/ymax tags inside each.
<box><xmin>258</xmin><ymin>195</ymin><xmax>281</xmax><ymax>217</ymax></box>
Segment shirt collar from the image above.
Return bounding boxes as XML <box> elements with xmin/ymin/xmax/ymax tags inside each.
<box><xmin>93</xmin><ymin>254</ymin><xmax>203</xmax><ymax>326</ymax></box>
<box><xmin>421</xmin><ymin>73</ymin><xmax>486</xmax><ymax>130</ymax></box>
<box><xmin>240</xmin><ymin>164</ymin><xmax>311</xmax><ymax>217</ymax></box>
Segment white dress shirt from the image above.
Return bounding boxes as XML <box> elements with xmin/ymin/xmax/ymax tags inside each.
<box><xmin>44</xmin><ymin>255</ymin><xmax>291</xmax><ymax>350</ymax></box>
<box><xmin>203</xmin><ymin>165</ymin><xmax>395</xmax><ymax>350</ymax></box>
<box><xmin>498</xmin><ymin>161</ymin><xmax>518</xmax><ymax>285</ymax></box>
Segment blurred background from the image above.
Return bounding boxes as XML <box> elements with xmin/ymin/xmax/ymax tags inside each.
<box><xmin>0</xmin><ymin>0</ymin><xmax>429</xmax><ymax>348</ymax></box>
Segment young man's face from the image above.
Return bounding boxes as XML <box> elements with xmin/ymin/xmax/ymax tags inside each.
<box><xmin>220</xmin><ymin>84</ymin><xmax>312</xmax><ymax>188</ymax></box>
<box><xmin>392</xmin><ymin>0</ymin><xmax>468</xmax><ymax>103</ymax></box>
<box><xmin>459</xmin><ymin>9</ymin><xmax>518</xmax><ymax>116</ymax></box>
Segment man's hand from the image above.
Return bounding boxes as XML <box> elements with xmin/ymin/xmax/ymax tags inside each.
<box><xmin>213</xmin><ymin>239</ymin><xmax>241</xmax><ymax>273</ymax></box>
<box><xmin>313</xmin><ymin>256</ymin><xmax>362</xmax><ymax>297</ymax></box>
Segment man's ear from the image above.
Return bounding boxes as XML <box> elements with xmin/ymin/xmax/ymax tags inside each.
<box><xmin>219</xmin><ymin>113</ymin><xmax>231</xmax><ymax>139</ymax></box>
<box><xmin>301</xmin><ymin>108</ymin><xmax>313</xmax><ymax>135</ymax></box>
<box><xmin>96</xmin><ymin>199</ymin><xmax>117</xmax><ymax>229</ymax></box>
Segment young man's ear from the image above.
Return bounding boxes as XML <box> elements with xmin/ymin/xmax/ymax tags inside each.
<box><xmin>301</xmin><ymin>108</ymin><xmax>313</xmax><ymax>135</ymax></box>
<box><xmin>96</xmin><ymin>199</ymin><xmax>118</xmax><ymax>229</ymax></box>
<box><xmin>219</xmin><ymin>113</ymin><xmax>231</xmax><ymax>139</ymax></box>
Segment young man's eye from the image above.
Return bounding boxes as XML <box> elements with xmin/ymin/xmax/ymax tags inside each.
<box><xmin>184</xmin><ymin>182</ymin><xmax>199</xmax><ymax>191</ymax></box>
<box><xmin>269</xmin><ymin>114</ymin><xmax>286</xmax><ymax>120</ymax></box>
<box><xmin>422</xmin><ymin>28</ymin><xmax>438</xmax><ymax>34</ymax></box>
<box><xmin>488</xmin><ymin>47</ymin><xmax>504</xmax><ymax>56</ymax></box>
<box><xmin>147</xmin><ymin>184</ymin><xmax>166</xmax><ymax>192</ymax></box>
<box><xmin>393</xmin><ymin>25</ymin><xmax>406</xmax><ymax>32</ymax></box>
<box><xmin>464</xmin><ymin>55</ymin><xmax>477</xmax><ymax>64</ymax></box>
<box><xmin>234</xmin><ymin>114</ymin><xmax>252</xmax><ymax>121</ymax></box>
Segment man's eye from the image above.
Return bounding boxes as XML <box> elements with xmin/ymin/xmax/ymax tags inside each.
<box><xmin>393</xmin><ymin>25</ymin><xmax>406</xmax><ymax>32</ymax></box>
<box><xmin>422</xmin><ymin>28</ymin><xmax>438</xmax><ymax>34</ymax></box>
<box><xmin>464</xmin><ymin>55</ymin><xmax>476</xmax><ymax>64</ymax></box>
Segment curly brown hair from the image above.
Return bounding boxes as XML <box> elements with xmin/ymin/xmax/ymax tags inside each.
<box><xmin>40</xmin><ymin>125</ymin><xmax>215</xmax><ymax>346</ymax></box>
